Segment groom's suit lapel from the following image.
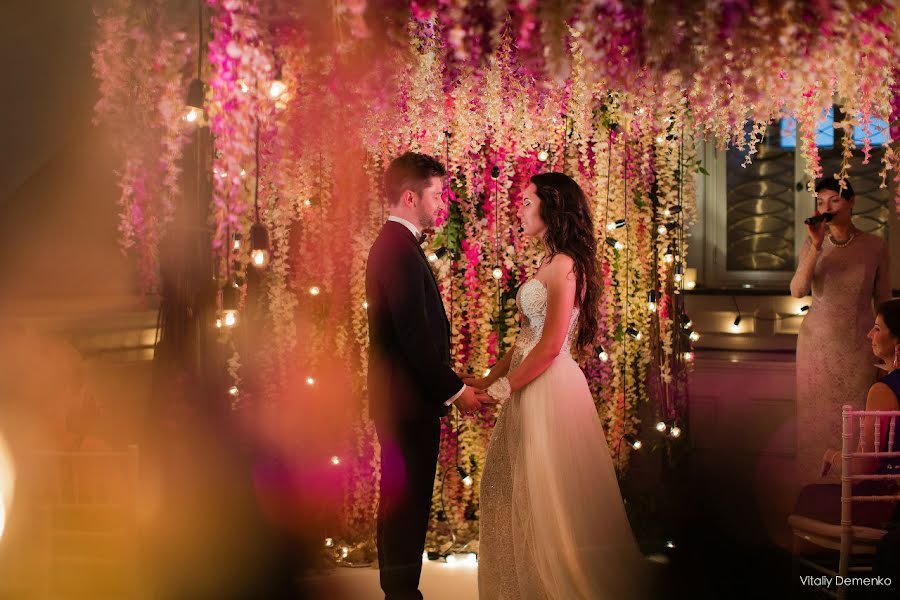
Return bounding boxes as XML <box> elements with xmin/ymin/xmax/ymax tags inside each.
<box><xmin>385</xmin><ymin>221</ymin><xmax>451</xmax><ymax>335</ymax></box>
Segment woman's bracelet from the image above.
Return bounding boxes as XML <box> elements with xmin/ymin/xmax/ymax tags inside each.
<box><xmin>486</xmin><ymin>377</ymin><xmax>511</xmax><ymax>403</ymax></box>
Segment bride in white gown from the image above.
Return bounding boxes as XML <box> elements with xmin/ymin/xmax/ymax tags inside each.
<box><xmin>467</xmin><ymin>173</ymin><xmax>654</xmax><ymax>599</ymax></box>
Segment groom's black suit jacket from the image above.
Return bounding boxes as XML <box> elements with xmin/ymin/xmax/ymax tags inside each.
<box><xmin>366</xmin><ymin>221</ymin><xmax>462</xmax><ymax>424</ymax></box>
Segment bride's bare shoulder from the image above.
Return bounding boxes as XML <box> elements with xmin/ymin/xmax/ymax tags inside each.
<box><xmin>543</xmin><ymin>253</ymin><xmax>576</xmax><ymax>282</ymax></box>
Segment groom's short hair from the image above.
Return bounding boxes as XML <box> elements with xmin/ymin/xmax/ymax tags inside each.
<box><xmin>384</xmin><ymin>152</ymin><xmax>446</xmax><ymax>205</ymax></box>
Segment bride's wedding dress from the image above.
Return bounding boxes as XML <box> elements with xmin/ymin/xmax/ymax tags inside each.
<box><xmin>478</xmin><ymin>278</ymin><xmax>652</xmax><ymax>599</ymax></box>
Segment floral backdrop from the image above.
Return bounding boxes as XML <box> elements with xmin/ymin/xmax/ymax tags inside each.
<box><xmin>93</xmin><ymin>0</ymin><xmax>900</xmax><ymax>555</ymax></box>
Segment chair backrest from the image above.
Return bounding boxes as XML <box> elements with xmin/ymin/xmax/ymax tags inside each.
<box><xmin>841</xmin><ymin>405</ymin><xmax>900</xmax><ymax>506</ymax></box>
<box><xmin>34</xmin><ymin>445</ymin><xmax>140</xmax><ymax>598</ymax></box>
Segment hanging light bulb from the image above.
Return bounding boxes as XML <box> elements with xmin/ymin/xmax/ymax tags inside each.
<box><xmin>362</xmin><ymin>300</ymin><xmax>369</xmax><ymax>310</ymax></box>
<box><xmin>537</xmin><ymin>150</ymin><xmax>549</xmax><ymax>162</ymax></box>
<box><xmin>268</xmin><ymin>64</ymin><xmax>287</xmax><ymax>99</ymax></box>
<box><xmin>492</xmin><ymin>267</ymin><xmax>503</xmax><ymax>280</ymax></box>
<box><xmin>607</xmin><ymin>219</ymin><xmax>626</xmax><ymax>231</ymax></box>
<box><xmin>656</xmin><ymin>421</ymin><xmax>667</xmax><ymax>432</ymax></box>
<box><xmin>222</xmin><ymin>281</ymin><xmax>239</xmax><ymax>328</ymax></box>
<box><xmin>341</xmin><ymin>547</ymin><xmax>349</xmax><ymax>559</ymax></box>
<box><xmin>797</xmin><ymin>305</ymin><xmax>810</xmax><ymax>315</ymax></box>
<box><xmin>664</xmin><ymin>251</ymin><xmax>674</xmax><ymax>264</ymax></box>
<box><xmin>680</xmin><ymin>313</ymin><xmax>693</xmax><ymax>330</ymax></box>
<box><xmin>309</xmin><ymin>286</ymin><xmax>321</xmax><ymax>296</ymax></box>
<box><xmin>732</xmin><ymin>315</ymin><xmax>742</xmax><ymax>332</ymax></box>
<box><xmin>215</xmin><ymin>318</ymin><xmax>223</xmax><ymax>329</ymax></box>
<box><xmin>306</xmin><ymin>376</ymin><xmax>315</xmax><ymax>385</ymax></box>
<box><xmin>325</xmin><ymin>537</ymin><xmax>334</xmax><ymax>548</ymax></box>
<box><xmin>490</xmin><ymin>166</ymin><xmax>501</xmax><ymax>179</ymax></box>
<box><xmin>624</xmin><ymin>434</ymin><xmax>642</xmax><ymax>450</ymax></box>
<box><xmin>670</xmin><ymin>426</ymin><xmax>682</xmax><ymax>438</ymax></box>
<box><xmin>669</xmin><ymin>205</ymin><xmax>683</xmax><ymax>215</ymax></box>
<box><xmin>483</xmin><ymin>368</ymin><xmax>491</xmax><ymax>377</ymax></box>
<box><xmin>657</xmin><ymin>224</ymin><xmax>668</xmax><ymax>235</ymax></box>
<box><xmin>598</xmin><ymin>345</ymin><xmax>609</xmax><ymax>362</ymax></box>
<box><xmin>428</xmin><ymin>253</ymin><xmax>439</xmax><ymax>263</ymax></box>
<box><xmin>674</xmin><ymin>263</ymin><xmax>684</xmax><ymax>283</ymax></box>
<box><xmin>689</xmin><ymin>331</ymin><xmax>700</xmax><ymax>342</ymax></box>
<box><xmin>250</xmin><ymin>222</ymin><xmax>270</xmax><ymax>268</ymax></box>
<box><xmin>457</xmin><ymin>467</ymin><xmax>473</xmax><ymax>487</ymax></box>
<box><xmin>626</xmin><ymin>326</ymin><xmax>642</xmax><ymax>340</ymax></box>
<box><xmin>647</xmin><ymin>290</ymin><xmax>658</xmax><ymax>312</ymax></box>
<box><xmin>683</xmin><ymin>352</ymin><xmax>694</xmax><ymax>362</ymax></box>
<box><xmin>183</xmin><ymin>77</ymin><xmax>205</xmax><ymax>123</ymax></box>
<box><xmin>330</xmin><ymin>456</ymin><xmax>340</xmax><ymax>465</ymax></box>
<box><xmin>228</xmin><ymin>386</ymin><xmax>239</xmax><ymax>396</ymax></box>
<box><xmin>605</xmin><ymin>237</ymin><xmax>624</xmax><ymax>251</ymax></box>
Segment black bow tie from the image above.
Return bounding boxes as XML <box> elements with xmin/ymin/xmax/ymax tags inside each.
<box><xmin>417</xmin><ymin>232</ymin><xmax>427</xmax><ymax>245</ymax></box>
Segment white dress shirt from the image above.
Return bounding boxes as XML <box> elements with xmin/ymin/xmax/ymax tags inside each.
<box><xmin>386</xmin><ymin>216</ymin><xmax>465</xmax><ymax>406</ymax></box>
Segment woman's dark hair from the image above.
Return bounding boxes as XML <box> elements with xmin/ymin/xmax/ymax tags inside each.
<box><xmin>815</xmin><ymin>176</ymin><xmax>855</xmax><ymax>200</ymax></box>
<box><xmin>530</xmin><ymin>172</ymin><xmax>601</xmax><ymax>352</ymax></box>
<box><xmin>877</xmin><ymin>299</ymin><xmax>900</xmax><ymax>338</ymax></box>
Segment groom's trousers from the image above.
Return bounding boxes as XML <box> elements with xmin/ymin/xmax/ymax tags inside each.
<box><xmin>375</xmin><ymin>416</ymin><xmax>442</xmax><ymax>600</ymax></box>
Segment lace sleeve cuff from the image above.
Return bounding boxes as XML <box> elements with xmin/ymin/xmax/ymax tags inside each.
<box><xmin>486</xmin><ymin>377</ymin><xmax>511</xmax><ymax>403</ymax></box>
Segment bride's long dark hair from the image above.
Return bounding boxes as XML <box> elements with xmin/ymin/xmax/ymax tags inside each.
<box><xmin>531</xmin><ymin>172</ymin><xmax>601</xmax><ymax>352</ymax></box>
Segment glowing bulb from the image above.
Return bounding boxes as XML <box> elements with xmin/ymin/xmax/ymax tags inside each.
<box><xmin>607</xmin><ymin>219</ymin><xmax>626</xmax><ymax>231</ymax></box>
<box><xmin>689</xmin><ymin>331</ymin><xmax>700</xmax><ymax>342</ymax></box>
<box><xmin>666</xmin><ymin>541</ymin><xmax>675</xmax><ymax>549</ymax></box>
<box><xmin>674</xmin><ymin>273</ymin><xmax>683</xmax><ymax>283</ymax></box>
<box><xmin>599</xmin><ymin>351</ymin><xmax>609</xmax><ymax>362</ymax></box>
<box><xmin>483</xmin><ymin>369</ymin><xmax>491</xmax><ymax>377</ymax></box>
<box><xmin>362</xmin><ymin>301</ymin><xmax>369</xmax><ymax>310</ymax></box>
<box><xmin>537</xmin><ymin>150</ymin><xmax>549</xmax><ymax>162</ymax></box>
<box><xmin>492</xmin><ymin>267</ymin><xmax>503</xmax><ymax>280</ymax></box>
<box><xmin>648</xmin><ymin>301</ymin><xmax>657</xmax><ymax>312</ymax></box>
<box><xmin>663</xmin><ymin>208</ymin><xmax>671</xmax><ymax>217</ymax></box>
<box><xmin>670</xmin><ymin>426</ymin><xmax>682</xmax><ymax>438</ymax></box>
<box><xmin>238</xmin><ymin>80</ymin><xmax>249</xmax><ymax>93</ymax></box>
<box><xmin>462</xmin><ymin>475</ymin><xmax>473</xmax><ymax>487</ymax></box>
<box><xmin>223</xmin><ymin>310</ymin><xmax>237</xmax><ymax>328</ymax></box>
<box><xmin>183</xmin><ymin>107</ymin><xmax>201</xmax><ymax>123</ymax></box>
<box><xmin>325</xmin><ymin>538</ymin><xmax>334</xmax><ymax>548</ymax></box>
<box><xmin>683</xmin><ymin>352</ymin><xmax>694</xmax><ymax>363</ymax></box>
<box><xmin>664</xmin><ymin>253</ymin><xmax>674</xmax><ymax>264</ymax></box>
<box><xmin>656</xmin><ymin>135</ymin><xmax>665</xmax><ymax>144</ymax></box>
<box><xmin>330</xmin><ymin>456</ymin><xmax>340</xmax><ymax>465</ymax></box>
<box><xmin>228</xmin><ymin>386</ymin><xmax>238</xmax><ymax>396</ymax></box>
<box><xmin>240</xmin><ymin>169</ymin><xmax>247</xmax><ymax>178</ymax></box>
<box><xmin>797</xmin><ymin>305</ymin><xmax>810</xmax><ymax>315</ymax></box>
<box><xmin>215</xmin><ymin>318</ymin><xmax>222</xmax><ymax>329</ymax></box>
<box><xmin>307</xmin><ymin>377</ymin><xmax>315</xmax><ymax>385</ymax></box>
<box><xmin>233</xmin><ymin>238</ymin><xmax>241</xmax><ymax>250</ymax></box>
<box><xmin>303</xmin><ymin>199</ymin><xmax>312</xmax><ymax>207</ymax></box>
<box><xmin>685</xmin><ymin>280</ymin><xmax>696</xmax><ymax>290</ymax></box>
<box><xmin>428</xmin><ymin>253</ymin><xmax>438</xmax><ymax>263</ymax></box>
<box><xmin>624</xmin><ymin>434</ymin><xmax>642</xmax><ymax>450</ymax></box>
<box><xmin>341</xmin><ymin>547</ymin><xmax>349</xmax><ymax>559</ymax></box>
<box><xmin>658</xmin><ymin>224</ymin><xmax>668</xmax><ymax>235</ymax></box>
<box><xmin>251</xmin><ymin>249</ymin><xmax>268</xmax><ymax>267</ymax></box>
<box><xmin>269</xmin><ymin>80</ymin><xmax>287</xmax><ymax>99</ymax></box>
<box><xmin>656</xmin><ymin>421</ymin><xmax>667</xmax><ymax>432</ymax></box>
<box><xmin>309</xmin><ymin>286</ymin><xmax>320</xmax><ymax>296</ymax></box>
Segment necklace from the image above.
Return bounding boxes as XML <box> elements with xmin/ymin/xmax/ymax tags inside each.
<box><xmin>828</xmin><ymin>230</ymin><xmax>857</xmax><ymax>248</ymax></box>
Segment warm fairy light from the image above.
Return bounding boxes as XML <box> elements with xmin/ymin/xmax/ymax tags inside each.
<box><xmin>215</xmin><ymin>318</ymin><xmax>222</xmax><ymax>328</ymax></box>
<box><xmin>670</xmin><ymin>426</ymin><xmax>682</xmax><ymax>438</ymax></box>
<box><xmin>251</xmin><ymin>249</ymin><xmax>268</xmax><ymax>267</ymax></box>
<box><xmin>325</xmin><ymin>538</ymin><xmax>334</xmax><ymax>548</ymax></box>
<box><xmin>309</xmin><ymin>286</ymin><xmax>320</xmax><ymax>296</ymax></box>
<box><xmin>657</xmin><ymin>224</ymin><xmax>668</xmax><ymax>235</ymax></box>
<box><xmin>673</xmin><ymin>273</ymin><xmax>683</xmax><ymax>283</ymax></box>
<box><xmin>303</xmin><ymin>199</ymin><xmax>312</xmax><ymax>207</ymax></box>
<box><xmin>683</xmin><ymin>352</ymin><xmax>694</xmax><ymax>363</ymax></box>
<box><xmin>607</xmin><ymin>219</ymin><xmax>626</xmax><ymax>231</ymax></box>
<box><xmin>648</xmin><ymin>301</ymin><xmax>657</xmax><ymax>312</ymax></box>
<box><xmin>656</xmin><ymin>421</ymin><xmax>667</xmax><ymax>432</ymax></box>
<box><xmin>492</xmin><ymin>267</ymin><xmax>503</xmax><ymax>280</ymax></box>
<box><xmin>238</xmin><ymin>80</ymin><xmax>249</xmax><ymax>93</ymax></box>
<box><xmin>331</xmin><ymin>456</ymin><xmax>340</xmax><ymax>465</ymax></box>
<box><xmin>233</xmin><ymin>238</ymin><xmax>241</xmax><ymax>250</ymax></box>
<box><xmin>428</xmin><ymin>253</ymin><xmax>439</xmax><ymax>263</ymax></box>
<box><xmin>462</xmin><ymin>475</ymin><xmax>473</xmax><ymax>487</ymax></box>
<box><xmin>341</xmin><ymin>547</ymin><xmax>349</xmax><ymax>558</ymax></box>
<box><xmin>483</xmin><ymin>369</ymin><xmax>491</xmax><ymax>377</ymax></box>
<box><xmin>362</xmin><ymin>301</ymin><xmax>369</xmax><ymax>310</ymax></box>
<box><xmin>223</xmin><ymin>310</ymin><xmax>237</xmax><ymax>328</ymax></box>
<box><xmin>183</xmin><ymin>107</ymin><xmax>201</xmax><ymax>123</ymax></box>
<box><xmin>598</xmin><ymin>350</ymin><xmax>609</xmax><ymax>362</ymax></box>
<box><xmin>666</xmin><ymin>541</ymin><xmax>675</xmax><ymax>549</ymax></box>
<box><xmin>269</xmin><ymin>80</ymin><xmax>287</xmax><ymax>99</ymax></box>
<box><xmin>664</xmin><ymin>252</ymin><xmax>674</xmax><ymax>264</ymax></box>
<box><xmin>537</xmin><ymin>150</ymin><xmax>549</xmax><ymax>161</ymax></box>
<box><xmin>307</xmin><ymin>377</ymin><xmax>315</xmax><ymax>385</ymax></box>
<box><xmin>228</xmin><ymin>386</ymin><xmax>238</xmax><ymax>396</ymax></box>
<box><xmin>689</xmin><ymin>331</ymin><xmax>700</xmax><ymax>342</ymax></box>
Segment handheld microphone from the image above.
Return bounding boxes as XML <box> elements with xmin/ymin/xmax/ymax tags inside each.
<box><xmin>804</xmin><ymin>212</ymin><xmax>834</xmax><ymax>226</ymax></box>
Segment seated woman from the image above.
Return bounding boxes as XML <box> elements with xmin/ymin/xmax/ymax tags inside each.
<box><xmin>793</xmin><ymin>298</ymin><xmax>900</xmax><ymax>527</ymax></box>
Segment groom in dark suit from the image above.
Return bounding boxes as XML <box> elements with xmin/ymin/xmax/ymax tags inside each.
<box><xmin>366</xmin><ymin>152</ymin><xmax>487</xmax><ymax>600</ymax></box>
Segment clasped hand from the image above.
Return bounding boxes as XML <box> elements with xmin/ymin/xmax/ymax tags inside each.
<box><xmin>452</xmin><ymin>372</ymin><xmax>498</xmax><ymax>416</ymax></box>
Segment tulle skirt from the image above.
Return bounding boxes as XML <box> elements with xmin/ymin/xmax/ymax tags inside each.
<box><xmin>478</xmin><ymin>354</ymin><xmax>652</xmax><ymax>599</ymax></box>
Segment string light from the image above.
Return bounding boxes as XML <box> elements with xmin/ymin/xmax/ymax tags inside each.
<box><xmin>664</xmin><ymin>251</ymin><xmax>674</xmax><ymax>264</ymax></box>
<box><xmin>483</xmin><ymin>369</ymin><xmax>491</xmax><ymax>377</ymax></box>
<box><xmin>666</xmin><ymin>541</ymin><xmax>676</xmax><ymax>549</ymax></box>
<box><xmin>492</xmin><ymin>267</ymin><xmax>503</xmax><ymax>280</ymax></box>
<box><xmin>215</xmin><ymin>318</ymin><xmax>222</xmax><ymax>329</ymax></box>
<box><xmin>309</xmin><ymin>286</ymin><xmax>320</xmax><ymax>296</ymax></box>
<box><xmin>598</xmin><ymin>345</ymin><xmax>609</xmax><ymax>362</ymax></box>
<box><xmin>670</xmin><ymin>426</ymin><xmax>682</xmax><ymax>438</ymax></box>
<box><xmin>683</xmin><ymin>352</ymin><xmax>694</xmax><ymax>362</ymax></box>
<box><xmin>228</xmin><ymin>386</ymin><xmax>238</xmax><ymax>396</ymax></box>
<box><xmin>341</xmin><ymin>547</ymin><xmax>349</xmax><ymax>559</ymax></box>
<box><xmin>223</xmin><ymin>311</ymin><xmax>237</xmax><ymax>327</ymax></box>
<box><xmin>626</xmin><ymin>326</ymin><xmax>642</xmax><ymax>340</ymax></box>
<box><xmin>689</xmin><ymin>331</ymin><xmax>700</xmax><ymax>342</ymax></box>
<box><xmin>624</xmin><ymin>434</ymin><xmax>642</xmax><ymax>450</ymax></box>
<box><xmin>250</xmin><ymin>223</ymin><xmax>269</xmax><ymax>268</ymax></box>
<box><xmin>222</xmin><ymin>281</ymin><xmax>239</xmax><ymax>328</ymax></box>
<box><xmin>607</xmin><ymin>218</ymin><xmax>626</xmax><ymax>231</ymax></box>
<box><xmin>680</xmin><ymin>314</ymin><xmax>693</xmax><ymax>329</ymax></box>
<box><xmin>537</xmin><ymin>150</ymin><xmax>549</xmax><ymax>162</ymax></box>
<box><xmin>656</xmin><ymin>421</ymin><xmax>667</xmax><ymax>432</ymax></box>
<box><xmin>647</xmin><ymin>290</ymin><xmax>658</xmax><ymax>312</ymax></box>
<box><xmin>657</xmin><ymin>224</ymin><xmax>668</xmax><ymax>235</ymax></box>
<box><xmin>457</xmin><ymin>467</ymin><xmax>473</xmax><ymax>487</ymax></box>
<box><xmin>428</xmin><ymin>253</ymin><xmax>439</xmax><ymax>263</ymax></box>
<box><xmin>605</xmin><ymin>237</ymin><xmax>625</xmax><ymax>251</ymax></box>
<box><xmin>331</xmin><ymin>456</ymin><xmax>341</xmax><ymax>465</ymax></box>
<box><xmin>268</xmin><ymin>64</ymin><xmax>287</xmax><ymax>99</ymax></box>
<box><xmin>325</xmin><ymin>538</ymin><xmax>334</xmax><ymax>548</ymax></box>
<box><xmin>303</xmin><ymin>199</ymin><xmax>312</xmax><ymax>207</ymax></box>
<box><xmin>731</xmin><ymin>315</ymin><xmax>742</xmax><ymax>332</ymax></box>
<box><xmin>306</xmin><ymin>376</ymin><xmax>315</xmax><ymax>385</ymax></box>
<box><xmin>183</xmin><ymin>78</ymin><xmax>204</xmax><ymax>124</ymax></box>
<box><xmin>797</xmin><ymin>305</ymin><xmax>810</xmax><ymax>315</ymax></box>
<box><xmin>362</xmin><ymin>300</ymin><xmax>369</xmax><ymax>310</ymax></box>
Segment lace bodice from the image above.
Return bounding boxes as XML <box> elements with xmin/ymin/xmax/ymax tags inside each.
<box><xmin>511</xmin><ymin>279</ymin><xmax>579</xmax><ymax>369</ymax></box>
